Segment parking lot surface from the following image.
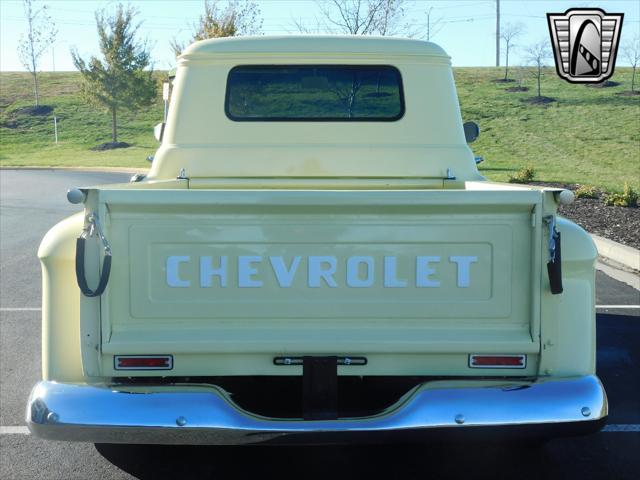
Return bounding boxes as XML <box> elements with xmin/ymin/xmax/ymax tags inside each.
<box><xmin>1</xmin><ymin>170</ymin><xmax>638</xmax><ymax>479</ymax></box>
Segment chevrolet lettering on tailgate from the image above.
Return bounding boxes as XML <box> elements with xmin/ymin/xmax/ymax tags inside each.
<box><xmin>27</xmin><ymin>36</ymin><xmax>607</xmax><ymax>446</ymax></box>
<box><xmin>165</xmin><ymin>255</ymin><xmax>478</xmax><ymax>288</ymax></box>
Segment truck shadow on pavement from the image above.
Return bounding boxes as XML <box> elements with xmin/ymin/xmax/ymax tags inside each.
<box><xmin>94</xmin><ymin>433</ymin><xmax>638</xmax><ymax>480</ymax></box>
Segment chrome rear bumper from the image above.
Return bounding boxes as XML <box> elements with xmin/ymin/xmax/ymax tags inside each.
<box><xmin>26</xmin><ymin>375</ymin><xmax>607</xmax><ymax>445</ymax></box>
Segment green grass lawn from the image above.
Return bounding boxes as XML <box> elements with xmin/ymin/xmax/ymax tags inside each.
<box><xmin>456</xmin><ymin>67</ymin><xmax>640</xmax><ymax>192</ymax></box>
<box><xmin>1</xmin><ymin>68</ymin><xmax>639</xmax><ymax>191</ymax></box>
<box><xmin>0</xmin><ymin>72</ymin><xmax>162</xmax><ymax>169</ymax></box>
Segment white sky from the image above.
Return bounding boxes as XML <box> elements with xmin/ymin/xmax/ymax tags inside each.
<box><xmin>1</xmin><ymin>0</ymin><xmax>638</xmax><ymax>71</ymax></box>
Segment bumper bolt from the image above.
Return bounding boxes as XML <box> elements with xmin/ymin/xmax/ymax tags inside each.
<box><xmin>176</xmin><ymin>416</ymin><xmax>187</xmax><ymax>427</ymax></box>
<box><xmin>454</xmin><ymin>414</ymin><xmax>465</xmax><ymax>425</ymax></box>
<box><xmin>581</xmin><ymin>407</ymin><xmax>591</xmax><ymax>417</ymax></box>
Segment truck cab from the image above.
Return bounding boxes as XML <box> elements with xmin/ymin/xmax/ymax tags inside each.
<box><xmin>27</xmin><ymin>36</ymin><xmax>606</xmax><ymax>444</ymax></box>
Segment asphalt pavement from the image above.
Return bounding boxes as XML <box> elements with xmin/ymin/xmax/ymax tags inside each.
<box><xmin>1</xmin><ymin>169</ymin><xmax>638</xmax><ymax>480</ymax></box>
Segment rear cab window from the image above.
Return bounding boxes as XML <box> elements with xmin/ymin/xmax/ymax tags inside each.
<box><xmin>225</xmin><ymin>65</ymin><xmax>405</xmax><ymax>121</ymax></box>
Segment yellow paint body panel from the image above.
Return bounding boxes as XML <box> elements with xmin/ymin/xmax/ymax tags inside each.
<box><xmin>38</xmin><ymin>212</ymin><xmax>84</xmax><ymax>382</ymax></box>
<box><xmin>148</xmin><ymin>36</ymin><xmax>482</xmax><ymax>183</ymax></box>
<box><xmin>38</xmin><ymin>36</ymin><xmax>597</xmax><ymax>383</ymax></box>
<box><xmin>88</xmin><ymin>188</ymin><xmax>540</xmax><ymax>377</ymax></box>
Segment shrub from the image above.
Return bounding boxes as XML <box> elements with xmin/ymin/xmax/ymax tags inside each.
<box><xmin>508</xmin><ymin>165</ymin><xmax>536</xmax><ymax>184</ymax></box>
<box><xmin>575</xmin><ymin>185</ymin><xmax>600</xmax><ymax>199</ymax></box>
<box><xmin>603</xmin><ymin>183</ymin><xmax>638</xmax><ymax>207</ymax></box>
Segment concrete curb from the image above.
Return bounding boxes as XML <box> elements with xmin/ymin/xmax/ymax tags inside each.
<box><xmin>591</xmin><ymin>234</ymin><xmax>640</xmax><ymax>272</ymax></box>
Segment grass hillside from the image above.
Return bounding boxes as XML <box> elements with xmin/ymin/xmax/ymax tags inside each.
<box><xmin>455</xmin><ymin>68</ymin><xmax>639</xmax><ymax>192</ymax></box>
<box><xmin>1</xmin><ymin>68</ymin><xmax>639</xmax><ymax>191</ymax></box>
<box><xmin>0</xmin><ymin>72</ymin><xmax>163</xmax><ymax>169</ymax></box>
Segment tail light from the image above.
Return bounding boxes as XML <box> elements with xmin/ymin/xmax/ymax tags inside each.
<box><xmin>114</xmin><ymin>355</ymin><xmax>173</xmax><ymax>370</ymax></box>
<box><xmin>469</xmin><ymin>354</ymin><xmax>526</xmax><ymax>369</ymax></box>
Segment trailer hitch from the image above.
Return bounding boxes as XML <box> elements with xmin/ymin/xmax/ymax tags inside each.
<box><xmin>75</xmin><ymin>213</ymin><xmax>112</xmax><ymax>297</ymax></box>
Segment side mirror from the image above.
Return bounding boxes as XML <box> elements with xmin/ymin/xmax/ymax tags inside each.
<box><xmin>463</xmin><ymin>121</ymin><xmax>480</xmax><ymax>143</ymax></box>
<box><xmin>154</xmin><ymin>122</ymin><xmax>165</xmax><ymax>142</ymax></box>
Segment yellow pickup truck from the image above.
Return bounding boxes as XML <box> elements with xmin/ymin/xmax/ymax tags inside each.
<box><xmin>27</xmin><ymin>36</ymin><xmax>606</xmax><ymax>444</ymax></box>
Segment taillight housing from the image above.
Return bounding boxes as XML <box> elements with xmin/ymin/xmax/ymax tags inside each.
<box><xmin>114</xmin><ymin>355</ymin><xmax>173</xmax><ymax>370</ymax></box>
<box><xmin>468</xmin><ymin>354</ymin><xmax>526</xmax><ymax>369</ymax></box>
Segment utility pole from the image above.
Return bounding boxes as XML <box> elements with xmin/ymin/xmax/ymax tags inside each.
<box><xmin>496</xmin><ymin>0</ymin><xmax>500</xmax><ymax>67</ymax></box>
<box><xmin>426</xmin><ymin>6</ymin><xmax>444</xmax><ymax>42</ymax></box>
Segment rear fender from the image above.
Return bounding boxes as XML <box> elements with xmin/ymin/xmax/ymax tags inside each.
<box><xmin>539</xmin><ymin>217</ymin><xmax>597</xmax><ymax>376</ymax></box>
<box><xmin>38</xmin><ymin>212</ymin><xmax>95</xmax><ymax>382</ymax></box>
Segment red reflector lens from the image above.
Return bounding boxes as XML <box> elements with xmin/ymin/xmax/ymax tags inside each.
<box><xmin>119</xmin><ymin>358</ymin><xmax>168</xmax><ymax>368</ymax></box>
<box><xmin>115</xmin><ymin>356</ymin><xmax>173</xmax><ymax>370</ymax></box>
<box><xmin>469</xmin><ymin>355</ymin><xmax>526</xmax><ymax>368</ymax></box>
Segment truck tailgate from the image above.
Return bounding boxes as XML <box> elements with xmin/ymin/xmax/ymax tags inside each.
<box><xmin>85</xmin><ymin>189</ymin><xmax>544</xmax><ymax>376</ymax></box>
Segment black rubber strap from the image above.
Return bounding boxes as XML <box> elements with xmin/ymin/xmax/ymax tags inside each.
<box><xmin>75</xmin><ymin>237</ymin><xmax>111</xmax><ymax>297</ymax></box>
<box><xmin>547</xmin><ymin>231</ymin><xmax>563</xmax><ymax>295</ymax></box>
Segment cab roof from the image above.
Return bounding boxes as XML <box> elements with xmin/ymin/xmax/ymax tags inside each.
<box><xmin>181</xmin><ymin>35</ymin><xmax>448</xmax><ymax>57</ymax></box>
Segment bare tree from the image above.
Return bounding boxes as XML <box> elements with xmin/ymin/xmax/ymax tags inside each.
<box><xmin>17</xmin><ymin>0</ymin><xmax>57</xmax><ymax>108</ymax></box>
<box><xmin>296</xmin><ymin>0</ymin><xmax>410</xmax><ymax>36</ymax></box>
<box><xmin>376</xmin><ymin>0</ymin><xmax>409</xmax><ymax>35</ymax></box>
<box><xmin>172</xmin><ymin>0</ymin><xmax>262</xmax><ymax>55</ymax></box>
<box><xmin>334</xmin><ymin>74</ymin><xmax>363</xmax><ymax>118</ymax></box>
<box><xmin>525</xmin><ymin>40</ymin><xmax>552</xmax><ymax>98</ymax></box>
<box><xmin>500</xmin><ymin>22</ymin><xmax>525</xmax><ymax>81</ymax></box>
<box><xmin>290</xmin><ymin>16</ymin><xmax>323</xmax><ymax>34</ymax></box>
<box><xmin>622</xmin><ymin>33</ymin><xmax>640</xmax><ymax>93</ymax></box>
<box><xmin>514</xmin><ymin>65</ymin><xmax>527</xmax><ymax>89</ymax></box>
